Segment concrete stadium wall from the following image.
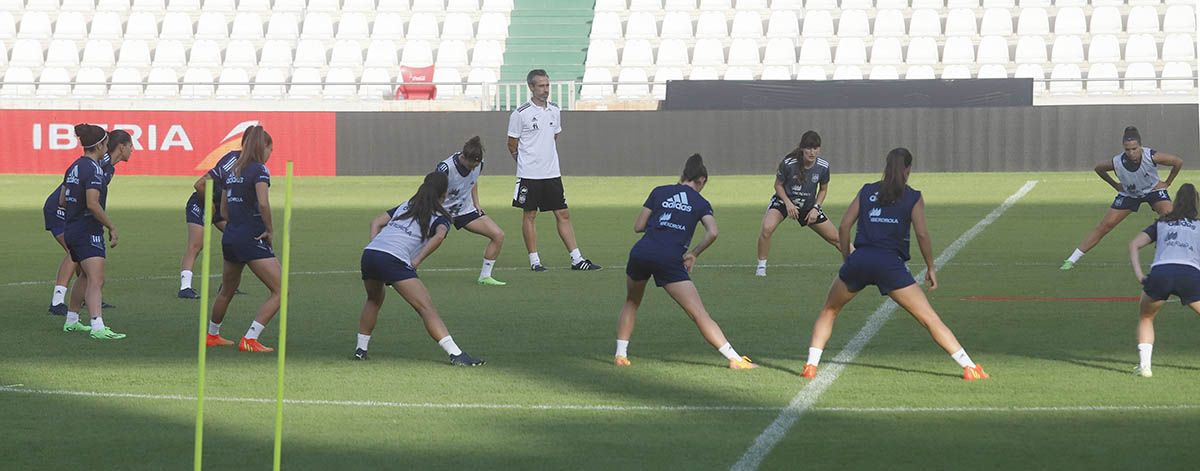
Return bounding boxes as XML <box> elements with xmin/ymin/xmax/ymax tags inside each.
<box><xmin>336</xmin><ymin>104</ymin><xmax>1199</xmax><ymax>176</ymax></box>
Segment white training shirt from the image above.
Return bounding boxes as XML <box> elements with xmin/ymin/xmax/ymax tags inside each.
<box><xmin>364</xmin><ymin>201</ymin><xmax>450</xmax><ymax>266</ymax></box>
<box><xmin>1112</xmin><ymin>147</ymin><xmax>1160</xmax><ymax>198</ymax></box>
<box><xmin>1148</xmin><ymin>218</ymin><xmax>1200</xmax><ymax>270</ymax></box>
<box><xmin>507</xmin><ymin>100</ymin><xmax>562</xmax><ymax>179</ymax></box>
<box><xmin>435</xmin><ymin>152</ymin><xmax>481</xmax><ymax>217</ymax></box>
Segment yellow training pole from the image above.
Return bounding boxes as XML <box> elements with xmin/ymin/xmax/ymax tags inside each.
<box><xmin>272</xmin><ymin>161</ymin><xmax>294</xmax><ymax>471</ymax></box>
<box><xmin>194</xmin><ymin>178</ymin><xmax>215</xmax><ymax>471</ymax></box>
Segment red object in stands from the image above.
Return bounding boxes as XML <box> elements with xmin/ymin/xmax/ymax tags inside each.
<box><xmin>397</xmin><ymin>65</ymin><xmax>437</xmax><ymax>100</ymax></box>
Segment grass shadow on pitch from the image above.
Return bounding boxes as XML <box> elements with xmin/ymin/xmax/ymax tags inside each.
<box><xmin>832</xmin><ymin>360</ymin><xmax>960</xmax><ymax>379</ymax></box>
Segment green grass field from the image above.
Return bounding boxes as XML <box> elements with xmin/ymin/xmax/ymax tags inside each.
<box><xmin>2</xmin><ymin>171</ymin><xmax>1199</xmax><ymax>470</ymax></box>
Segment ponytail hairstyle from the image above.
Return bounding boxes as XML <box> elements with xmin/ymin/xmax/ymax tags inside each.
<box><xmin>680</xmin><ymin>153</ymin><xmax>708</xmax><ymax>183</ymax></box>
<box><xmin>1162</xmin><ymin>183</ymin><xmax>1198</xmax><ymax>222</ymax></box>
<box><xmin>74</xmin><ymin>124</ymin><xmax>108</xmax><ymax>155</ymax></box>
<box><xmin>397</xmin><ymin>171</ymin><xmax>452</xmax><ymax>241</ymax></box>
<box><xmin>1123</xmin><ymin>126</ymin><xmax>1142</xmax><ymax>145</ymax></box>
<box><xmin>878</xmin><ymin>147</ymin><xmax>913</xmax><ymax>205</ymax></box>
<box><xmin>462</xmin><ymin>136</ymin><xmax>484</xmax><ymax>163</ymax></box>
<box><xmin>106</xmin><ymin>129</ymin><xmax>132</xmax><ymax>155</ymax></box>
<box><xmin>233</xmin><ymin>125</ymin><xmax>272</xmax><ymax>177</ymax></box>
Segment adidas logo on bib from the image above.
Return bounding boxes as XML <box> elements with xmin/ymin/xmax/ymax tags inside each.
<box><xmin>661</xmin><ymin>192</ymin><xmax>693</xmax><ymax>212</ymax></box>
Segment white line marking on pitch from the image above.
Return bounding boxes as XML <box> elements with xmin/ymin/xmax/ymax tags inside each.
<box><xmin>2</xmin><ymin>386</ymin><xmax>1192</xmax><ymax>415</ymax></box>
<box><xmin>731</xmin><ymin>180</ymin><xmax>1039</xmax><ymax>471</ymax></box>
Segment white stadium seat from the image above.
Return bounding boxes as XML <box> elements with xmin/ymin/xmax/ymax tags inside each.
<box><xmin>224</xmin><ymin>40</ymin><xmax>259</xmax><ymax>68</ymax></box>
<box><xmin>1086</xmin><ymin>63</ymin><xmax>1119</xmax><ymax>94</ymax></box>
<box><xmin>1016</xmin><ymin>8</ymin><xmax>1049</xmax><ymax>36</ymax></box>
<box><xmin>905</xmin><ymin>37</ymin><xmax>938</xmax><ymax>65</ymax></box>
<box><xmin>805</xmin><ymin>0</ymin><xmax>837</xmax><ymax>10</ymax></box>
<box><xmin>10</xmin><ymin>39</ymin><xmax>45</xmax><ymax>68</ymax></box>
<box><xmin>872</xmin><ymin>9</ymin><xmax>906</xmax><ymax>37</ymax></box>
<box><xmin>97</xmin><ymin>0</ymin><xmax>129</xmax><ymax>12</ymax></box>
<box><xmin>594</xmin><ymin>0</ymin><xmax>625</xmax><ymax>11</ymax></box>
<box><xmin>477</xmin><ymin>13</ymin><xmax>509</xmax><ymax>40</ymax></box>
<box><xmin>625</xmin><ymin>12</ymin><xmax>658</xmax><ymax>40</ymax></box>
<box><xmin>293</xmin><ymin>39</ymin><xmax>328</xmax><ymax>67</ymax></box>
<box><xmin>260</xmin><ymin>40</ymin><xmax>295</xmax><ymax>68</ymax></box>
<box><xmin>1048</xmin><ymin>63</ymin><xmax>1081</xmax><ymax>95</ymax></box>
<box><xmin>412</xmin><ymin>0</ymin><xmax>446</xmax><ymax>11</ymax></box>
<box><xmin>377</xmin><ymin>0</ymin><xmax>411</xmax><ymax>12</ymax></box>
<box><xmin>273</xmin><ymin>0</ymin><xmax>306</xmax><ymax>13</ymax></box>
<box><xmin>700</xmin><ymin>0</ymin><xmax>731</xmax><ymax>9</ymax></box>
<box><xmin>195</xmin><ymin>12</ymin><xmax>229</xmax><ymax>41</ymax></box>
<box><xmin>875</xmin><ymin>0</ymin><xmax>908</xmax><ymax>8</ymax></box>
<box><xmin>201</xmin><ymin>0</ymin><xmax>233</xmax><ymax>12</ymax></box>
<box><xmin>109</xmin><ymin>67</ymin><xmax>144</xmax><ymax>97</ymax></box>
<box><xmin>904</xmin><ymin>65</ymin><xmax>935</xmax><ymax>79</ymax></box>
<box><xmin>238</xmin><ymin>0</ymin><xmax>271</xmax><ymax>13</ymax></box>
<box><xmin>630</xmin><ymin>0</ymin><xmax>662</xmax><ymax>11</ymax></box>
<box><xmin>231</xmin><ymin>12</ymin><xmax>264</xmax><ymax>41</ymax></box>
<box><xmin>89</xmin><ymin>12</ymin><xmax>124</xmax><ymax>40</ymax></box>
<box><xmin>360</xmin><ymin>67</ymin><xmax>395</xmax><ymax>99</ymax></box>
<box><xmin>941</xmin><ymin>65</ymin><xmax>972</xmax><ymax>79</ymax></box>
<box><xmin>947</xmin><ymin>0</ymin><xmax>979</xmax><ymax>7</ymax></box>
<box><xmin>834</xmin><ymin>37</ymin><xmax>866</xmax><ymax>65</ymax></box>
<box><xmin>870</xmin><ymin>37</ymin><xmax>903</xmax><ymax>65</ymax></box>
<box><xmin>1014</xmin><ymin>36</ymin><xmax>1047</xmax><ymax>64</ymax></box>
<box><xmin>835</xmin><ymin>64</ymin><xmax>864</xmax><ymax>79</ymax></box>
<box><xmin>406</xmin><ymin>13</ymin><xmax>441</xmax><ymax>40</ymax></box>
<box><xmin>470</xmin><ymin>40</ymin><xmax>503</xmax><ymax>68</ymax></box>
<box><xmin>216</xmin><ymin>67</ymin><xmax>251</xmax><ymax>98</ymax></box>
<box><xmin>1125</xmin><ymin>6</ymin><xmax>1160</xmax><ymax>34</ymax></box>
<box><xmin>308</xmin><ymin>0</ymin><xmax>341</xmax><ymax>13</ymax></box>
<box><xmin>762</xmin><ymin>37</ymin><xmax>795</xmax><ymax>66</ymax></box>
<box><xmin>441</xmin><ymin>13</ymin><xmax>476</xmax><ymax>40</ymax></box>
<box><xmin>652</xmin><ymin>67</ymin><xmax>682</xmax><ymax>99</ymax></box>
<box><xmin>53</xmin><ymin>12</ymin><xmax>87</xmax><ymax>41</ymax></box>
<box><xmin>267</xmin><ymin>13</ymin><xmax>301</xmax><ymax>40</ymax></box>
<box><xmin>330</xmin><ymin>40</ymin><xmax>365</xmax><ymax>68</ymax></box>
<box><xmin>727</xmin><ymin>38</ymin><xmax>760</xmax><ymax>66</ymax></box>
<box><xmin>801</xmin><ymin>10</ymin><xmax>834</xmax><ymax>37</ymax></box>
<box><xmin>188</xmin><ymin>40</ymin><xmax>222</xmax><ymax>69</ymax></box>
<box><xmin>371</xmin><ymin>13</ymin><xmax>405</xmax><ymax>40</ymax></box>
<box><xmin>580</xmin><ymin>67</ymin><xmax>613</xmax><ymax>99</ymax></box>
<box><xmin>342</xmin><ymin>0</ymin><xmax>376</xmax><ymax>13</ymax></box>
<box><xmin>124</xmin><ymin>12</ymin><xmax>161</xmax><ymax>40</ymax></box>
<box><xmin>2</xmin><ymin>66</ymin><xmax>36</xmax><ymax>97</ymax></box>
<box><xmin>0</xmin><ymin>39</ymin><xmax>8</xmax><ymax>67</ymax></box>
<box><xmin>400</xmin><ymin>40</ymin><xmax>434</xmax><ymax>66</ymax></box>
<box><xmin>586</xmin><ymin>40</ymin><xmax>618</xmax><ymax>67</ymax></box>
<box><xmin>323</xmin><ymin>67</ymin><xmax>357</xmax><ymax>98</ymax></box>
<box><xmin>130</xmin><ymin>0</ymin><xmax>164</xmax><ymax>11</ymax></box>
<box><xmin>761</xmin><ymin>65</ymin><xmax>792</xmax><ymax>80</ymax></box>
<box><xmin>364</xmin><ymin>39</ymin><xmax>398</xmax><ymax>67</ymax></box>
<box><xmin>1163</xmin><ymin>6</ymin><xmax>1196</xmax><ymax>34</ymax></box>
<box><xmin>160</xmin><ymin>12</ymin><xmax>194</xmax><ymax>41</ymax></box>
<box><xmin>153</xmin><ymin>40</ymin><xmax>188</xmax><ymax>68</ymax></box>
<box><xmin>911</xmin><ymin>0</ymin><xmax>943</xmax><ymax>9</ymax></box>
<box><xmin>664</xmin><ymin>0</ymin><xmax>696</xmax><ymax>10</ymax></box>
<box><xmin>1087</xmin><ymin>35</ymin><xmax>1120</xmax><ymax>64</ymax></box>
<box><xmin>766</xmin><ymin>10</ymin><xmax>799</xmax><ymax>38</ymax></box>
<box><xmin>1050</xmin><ymin>35</ymin><xmax>1083</xmax><ymax>64</ymax></box>
<box><xmin>1124</xmin><ymin>34</ymin><xmax>1158</xmax><ymax>62</ymax></box>
<box><xmin>1160</xmin><ymin>62</ymin><xmax>1195</xmax><ymax>94</ymax></box>
<box><xmin>464</xmin><ymin>68</ymin><xmax>497</xmax><ymax>100</ymax></box>
<box><xmin>837</xmin><ymin>10</ymin><xmax>869</xmax><ymax>38</ymax></box>
<box><xmin>798</xmin><ymin>37</ymin><xmax>831</xmax><ymax>65</ymax></box>
<box><xmin>942</xmin><ymin>37</ymin><xmax>975</xmax><ymax>64</ymax></box>
<box><xmin>1053</xmin><ymin>7</ymin><xmax>1085</xmax><ymax>36</ymax></box>
<box><xmin>1162</xmin><ymin>34</ymin><xmax>1195</xmax><ymax>62</ymax></box>
<box><xmin>656</xmin><ymin>38</ymin><xmax>690</xmax><ymax>66</ymax></box>
<box><xmin>868</xmin><ymin>65</ymin><xmax>899</xmax><ymax>80</ymax></box>
<box><xmin>979</xmin><ymin>9</ymin><xmax>1013</xmax><ymax>36</ymax></box>
<box><xmin>432</xmin><ymin>67</ymin><xmax>463</xmax><ymax>98</ymax></box>
<box><xmin>251</xmin><ymin>67</ymin><xmax>286</xmax><ymax>99</ymax></box>
<box><xmin>144</xmin><ymin>67</ymin><xmax>180</xmax><ymax>97</ymax></box>
<box><xmin>434</xmin><ymin>40</ymin><xmax>469</xmax><ymax>68</ymax></box>
<box><xmin>944</xmin><ymin>9</ymin><xmax>977</xmax><ymax>37</ymax></box>
<box><xmin>977</xmin><ymin>64</ymin><xmax>1008</xmax><ymax>78</ymax></box>
<box><xmin>976</xmin><ymin>36</ymin><xmax>1009</xmax><ymax>64</ymax></box>
<box><xmin>448</xmin><ymin>0</ymin><xmax>480</xmax><ymax>12</ymax></box>
<box><xmin>18</xmin><ymin>12</ymin><xmax>53</xmax><ymax>40</ymax></box>
<box><xmin>908</xmin><ymin>10</ymin><xmax>942</xmax><ymax>37</ymax></box>
<box><xmin>117</xmin><ymin>39</ymin><xmax>152</xmax><ymax>69</ymax></box>
<box><xmin>691</xmin><ymin>38</ymin><xmax>725</xmax><ymax>66</ymax></box>
<box><xmin>1123</xmin><ymin>62</ymin><xmax>1156</xmax><ymax>94</ymax></box>
<box><xmin>37</xmin><ymin>67</ymin><xmax>72</xmax><ymax>97</ymax></box>
<box><xmin>656</xmin><ymin>12</ymin><xmax>690</xmax><ymax>40</ymax></box>
<box><xmin>616</xmin><ymin>67</ymin><xmax>650</xmax><ymax>98</ymax></box>
<box><xmin>288</xmin><ymin>67</ymin><xmax>323</xmax><ymax>98</ymax></box>
<box><xmin>180</xmin><ymin>67</ymin><xmax>215</xmax><ymax>98</ymax></box>
<box><xmin>301</xmin><ymin>13</ymin><xmax>336</xmax><ymax>41</ymax></box>
<box><xmin>1088</xmin><ymin>7</ymin><xmax>1121</xmax><ymax>34</ymax></box>
<box><xmin>841</xmin><ymin>0</ymin><xmax>871</xmax><ymax>9</ymax></box>
<box><xmin>731</xmin><ymin>11</ymin><xmax>764</xmax><ymax>39</ymax></box>
<box><xmin>981</xmin><ymin>0</ymin><xmax>1013</xmax><ymax>6</ymax></box>
<box><xmin>689</xmin><ymin>67</ymin><xmax>719</xmax><ymax>80</ymax></box>
<box><xmin>724</xmin><ymin>66</ymin><xmax>755</xmax><ymax>80</ymax></box>
<box><xmin>621</xmin><ymin>39</ymin><xmax>655</xmax><ymax>67</ymax></box>
<box><xmin>337</xmin><ymin>13</ymin><xmax>372</xmax><ymax>41</ymax></box>
<box><xmin>696</xmin><ymin>11</ymin><xmax>729</xmax><ymax>38</ymax></box>
<box><xmin>1014</xmin><ymin>64</ymin><xmax>1045</xmax><ymax>91</ymax></box>
<box><xmin>795</xmin><ymin>65</ymin><xmax>826</xmax><ymax>80</ymax></box>
<box><xmin>0</xmin><ymin>12</ymin><xmax>14</xmax><ymax>40</ymax></box>
<box><xmin>46</xmin><ymin>40</ymin><xmax>79</xmax><ymax>69</ymax></box>
<box><xmin>81</xmin><ymin>39</ymin><xmax>116</xmax><ymax>68</ymax></box>
<box><xmin>591</xmin><ymin>12</ymin><xmax>622</xmax><ymax>40</ymax></box>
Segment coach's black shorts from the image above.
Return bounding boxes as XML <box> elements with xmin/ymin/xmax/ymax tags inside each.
<box><xmin>512</xmin><ymin>177</ymin><xmax>568</xmax><ymax>212</ymax></box>
<box><xmin>768</xmin><ymin>196</ymin><xmax>828</xmax><ymax>227</ymax></box>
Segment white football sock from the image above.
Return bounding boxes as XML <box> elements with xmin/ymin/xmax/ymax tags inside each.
<box><xmin>569</xmin><ymin>248</ymin><xmax>584</xmax><ymax>264</ymax></box>
<box><xmin>807</xmin><ymin>347</ymin><xmax>823</xmax><ymax>366</ymax></box>
<box><xmin>616</xmin><ymin>339</ymin><xmax>629</xmax><ymax>358</ymax></box>
<box><xmin>1067</xmin><ymin>249</ymin><xmax>1085</xmax><ymax>263</ymax></box>
<box><xmin>208</xmin><ymin>321</ymin><xmax>221</xmax><ymax>336</ymax></box>
<box><xmin>951</xmin><ymin>349</ymin><xmax>976</xmax><ymax>368</ymax></box>
<box><xmin>357</xmin><ymin>333</ymin><xmax>371</xmax><ymax>351</ymax></box>
<box><xmin>90</xmin><ymin>316</ymin><xmax>106</xmax><ymax>332</ymax></box>
<box><xmin>480</xmin><ymin>259</ymin><xmax>496</xmax><ymax>278</ymax></box>
<box><xmin>51</xmin><ymin>285</ymin><xmax>67</xmax><ymax>305</ymax></box>
<box><xmin>245</xmin><ymin>321</ymin><xmax>265</xmax><ymax>340</ymax></box>
<box><xmin>528</xmin><ymin>252</ymin><xmax>541</xmax><ymax>267</ymax></box>
<box><xmin>66</xmin><ymin>311</ymin><xmax>80</xmax><ymax>324</ymax></box>
<box><xmin>1137</xmin><ymin>343</ymin><xmax>1153</xmax><ymax>370</ymax></box>
<box><xmin>717</xmin><ymin>343</ymin><xmax>741</xmax><ymax>361</ymax></box>
<box><xmin>437</xmin><ymin>335</ymin><xmax>463</xmax><ymax>356</ymax></box>
<box><xmin>181</xmin><ymin>270</ymin><xmax>193</xmax><ymax>290</ymax></box>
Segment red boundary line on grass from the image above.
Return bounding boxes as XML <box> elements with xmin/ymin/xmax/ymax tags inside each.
<box><xmin>961</xmin><ymin>296</ymin><xmax>1139</xmax><ymax>302</ymax></box>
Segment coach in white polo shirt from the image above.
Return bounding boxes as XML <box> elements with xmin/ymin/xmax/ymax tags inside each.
<box><xmin>507</xmin><ymin>69</ymin><xmax>600</xmax><ymax>272</ymax></box>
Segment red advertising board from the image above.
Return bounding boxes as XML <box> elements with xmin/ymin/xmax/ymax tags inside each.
<box><xmin>0</xmin><ymin>110</ymin><xmax>336</xmax><ymax>176</ymax></box>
